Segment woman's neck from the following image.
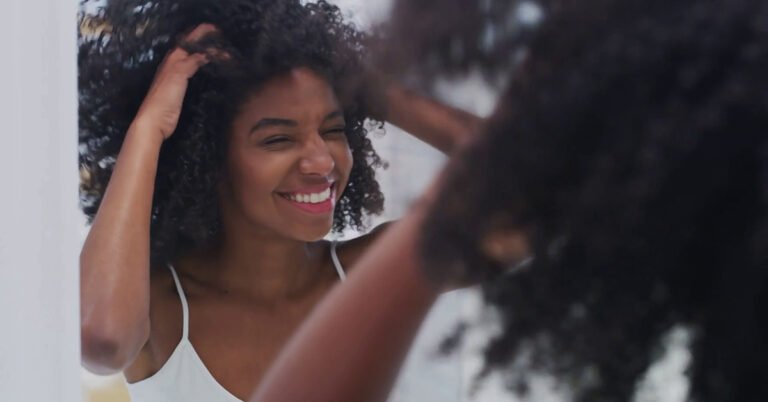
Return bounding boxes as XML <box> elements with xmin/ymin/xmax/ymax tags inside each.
<box><xmin>180</xmin><ymin>232</ymin><xmax>329</xmax><ymax>303</ymax></box>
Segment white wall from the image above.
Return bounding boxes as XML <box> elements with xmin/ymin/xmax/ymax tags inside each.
<box><xmin>0</xmin><ymin>1</ymin><xmax>81</xmax><ymax>401</ymax></box>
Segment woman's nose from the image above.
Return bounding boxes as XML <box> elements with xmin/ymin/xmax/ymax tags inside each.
<box><xmin>298</xmin><ymin>134</ymin><xmax>335</xmax><ymax>176</ymax></box>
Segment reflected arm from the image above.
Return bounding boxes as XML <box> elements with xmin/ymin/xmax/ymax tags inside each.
<box><xmin>79</xmin><ymin>121</ymin><xmax>162</xmax><ymax>374</ymax></box>
<box><xmin>384</xmin><ymin>83</ymin><xmax>485</xmax><ymax>154</ymax></box>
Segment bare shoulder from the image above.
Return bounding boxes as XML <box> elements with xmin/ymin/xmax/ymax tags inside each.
<box><xmin>332</xmin><ymin>221</ymin><xmax>394</xmax><ymax>273</ymax></box>
<box><xmin>124</xmin><ymin>265</ymin><xmax>184</xmax><ymax>383</ymax></box>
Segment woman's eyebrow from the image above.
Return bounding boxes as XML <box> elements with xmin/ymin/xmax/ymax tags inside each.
<box><xmin>250</xmin><ymin>111</ymin><xmax>344</xmax><ymax>134</ymax></box>
<box><xmin>250</xmin><ymin>118</ymin><xmax>298</xmax><ymax>133</ymax></box>
<box><xmin>323</xmin><ymin>110</ymin><xmax>344</xmax><ymax>122</ymax></box>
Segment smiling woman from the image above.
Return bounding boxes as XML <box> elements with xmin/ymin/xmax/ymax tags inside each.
<box><xmin>79</xmin><ymin>3</ymin><xmax>385</xmax><ymax>267</ymax></box>
<box><xmin>78</xmin><ymin>0</ymin><xmax>481</xmax><ymax>401</ymax></box>
<box><xmin>223</xmin><ymin>68</ymin><xmax>353</xmax><ymax>242</ymax></box>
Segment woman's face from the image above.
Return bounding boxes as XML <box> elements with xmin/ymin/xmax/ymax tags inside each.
<box><xmin>222</xmin><ymin>67</ymin><xmax>353</xmax><ymax>241</ymax></box>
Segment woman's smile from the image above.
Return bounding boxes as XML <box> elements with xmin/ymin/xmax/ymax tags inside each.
<box><xmin>223</xmin><ymin>68</ymin><xmax>354</xmax><ymax>241</ymax></box>
<box><xmin>276</xmin><ymin>182</ymin><xmax>338</xmax><ymax>215</ymax></box>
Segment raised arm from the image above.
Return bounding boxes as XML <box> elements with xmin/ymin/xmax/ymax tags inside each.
<box><xmin>79</xmin><ymin>25</ymin><xmax>215</xmax><ymax>374</ymax></box>
<box><xmin>251</xmin><ymin>190</ymin><xmax>443</xmax><ymax>402</ymax></box>
<box><xmin>384</xmin><ymin>83</ymin><xmax>485</xmax><ymax>153</ymax></box>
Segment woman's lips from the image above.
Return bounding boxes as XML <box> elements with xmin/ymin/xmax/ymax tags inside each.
<box><xmin>276</xmin><ymin>183</ymin><xmax>336</xmax><ymax>215</ymax></box>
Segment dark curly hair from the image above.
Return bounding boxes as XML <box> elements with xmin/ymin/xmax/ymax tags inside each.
<box><xmin>78</xmin><ymin>0</ymin><xmax>385</xmax><ymax>265</ymax></box>
<box><xmin>417</xmin><ymin>0</ymin><xmax>768</xmax><ymax>400</ymax></box>
<box><xmin>373</xmin><ymin>0</ymin><xmax>541</xmax><ymax>91</ymax></box>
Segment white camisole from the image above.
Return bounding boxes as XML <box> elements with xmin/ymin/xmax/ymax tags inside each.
<box><xmin>126</xmin><ymin>241</ymin><xmax>347</xmax><ymax>402</ymax></box>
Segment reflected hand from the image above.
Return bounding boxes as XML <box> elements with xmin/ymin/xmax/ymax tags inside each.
<box><xmin>133</xmin><ymin>23</ymin><xmax>221</xmax><ymax>141</ymax></box>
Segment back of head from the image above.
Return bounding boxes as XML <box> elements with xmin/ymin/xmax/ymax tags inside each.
<box><xmin>417</xmin><ymin>0</ymin><xmax>768</xmax><ymax>399</ymax></box>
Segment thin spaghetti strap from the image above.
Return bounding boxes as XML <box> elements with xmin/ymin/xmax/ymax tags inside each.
<box><xmin>330</xmin><ymin>241</ymin><xmax>347</xmax><ymax>282</ymax></box>
<box><xmin>167</xmin><ymin>264</ymin><xmax>190</xmax><ymax>340</ymax></box>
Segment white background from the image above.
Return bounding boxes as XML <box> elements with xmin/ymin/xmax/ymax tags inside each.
<box><xmin>0</xmin><ymin>1</ymin><xmax>81</xmax><ymax>401</ymax></box>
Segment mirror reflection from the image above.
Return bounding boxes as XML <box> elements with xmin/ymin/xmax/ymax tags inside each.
<box><xmin>80</xmin><ymin>0</ymin><xmax>768</xmax><ymax>401</ymax></box>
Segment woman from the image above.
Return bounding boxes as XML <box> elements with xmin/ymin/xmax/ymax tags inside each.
<box><xmin>253</xmin><ymin>0</ymin><xmax>768</xmax><ymax>401</ymax></box>
<box><xmin>78</xmin><ymin>0</ymin><xmax>480</xmax><ymax>401</ymax></box>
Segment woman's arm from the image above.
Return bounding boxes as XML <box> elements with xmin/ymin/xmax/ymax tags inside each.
<box><xmin>80</xmin><ymin>119</ymin><xmax>164</xmax><ymax>375</ymax></box>
<box><xmin>385</xmin><ymin>83</ymin><xmax>485</xmax><ymax>153</ymax></box>
<box><xmin>80</xmin><ymin>25</ymin><xmax>215</xmax><ymax>374</ymax></box>
<box><xmin>251</xmin><ymin>196</ymin><xmax>442</xmax><ymax>402</ymax></box>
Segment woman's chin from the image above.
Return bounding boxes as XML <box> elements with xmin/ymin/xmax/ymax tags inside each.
<box><xmin>291</xmin><ymin>224</ymin><xmax>334</xmax><ymax>243</ymax></box>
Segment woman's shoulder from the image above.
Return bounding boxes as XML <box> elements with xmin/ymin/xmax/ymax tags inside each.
<box><xmin>330</xmin><ymin>221</ymin><xmax>394</xmax><ymax>273</ymax></box>
<box><xmin>124</xmin><ymin>264</ymin><xmax>185</xmax><ymax>382</ymax></box>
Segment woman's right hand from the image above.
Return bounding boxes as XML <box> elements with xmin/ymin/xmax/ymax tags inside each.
<box><xmin>133</xmin><ymin>23</ymin><xmax>219</xmax><ymax>141</ymax></box>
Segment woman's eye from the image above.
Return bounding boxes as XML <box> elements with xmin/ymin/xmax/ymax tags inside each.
<box><xmin>323</xmin><ymin>127</ymin><xmax>346</xmax><ymax>138</ymax></box>
<box><xmin>262</xmin><ymin>136</ymin><xmax>292</xmax><ymax>146</ymax></box>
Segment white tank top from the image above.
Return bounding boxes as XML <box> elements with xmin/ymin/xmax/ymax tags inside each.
<box><xmin>126</xmin><ymin>241</ymin><xmax>347</xmax><ymax>402</ymax></box>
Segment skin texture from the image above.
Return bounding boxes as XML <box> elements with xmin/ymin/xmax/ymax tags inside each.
<box><xmin>79</xmin><ymin>6</ymin><xmax>483</xmax><ymax>400</ymax></box>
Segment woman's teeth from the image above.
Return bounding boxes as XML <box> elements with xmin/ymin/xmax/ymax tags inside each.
<box><xmin>284</xmin><ymin>187</ymin><xmax>332</xmax><ymax>204</ymax></box>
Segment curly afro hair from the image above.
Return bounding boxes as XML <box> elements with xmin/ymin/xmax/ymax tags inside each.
<box><xmin>79</xmin><ymin>0</ymin><xmax>385</xmax><ymax>265</ymax></box>
<box><xmin>418</xmin><ymin>0</ymin><xmax>768</xmax><ymax>400</ymax></box>
<box><xmin>376</xmin><ymin>0</ymin><xmax>541</xmax><ymax>87</ymax></box>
